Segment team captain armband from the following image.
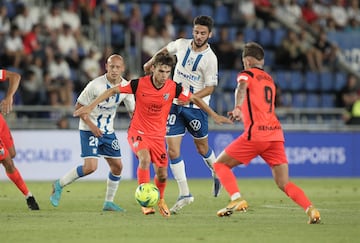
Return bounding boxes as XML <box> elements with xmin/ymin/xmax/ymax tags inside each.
<box><xmin>237</xmin><ymin>70</ymin><xmax>254</xmax><ymax>83</ymax></box>
<box><xmin>237</xmin><ymin>74</ymin><xmax>248</xmax><ymax>82</ymax></box>
<box><xmin>0</xmin><ymin>69</ymin><xmax>6</xmax><ymax>81</ymax></box>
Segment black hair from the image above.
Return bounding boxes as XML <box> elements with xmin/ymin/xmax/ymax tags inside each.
<box><xmin>193</xmin><ymin>15</ymin><xmax>214</xmax><ymax>32</ymax></box>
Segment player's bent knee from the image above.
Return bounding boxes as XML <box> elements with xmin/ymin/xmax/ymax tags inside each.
<box><xmin>194</xmin><ymin>143</ymin><xmax>209</xmax><ymax>155</ymax></box>
<box><xmin>0</xmin><ymin>146</ymin><xmax>9</xmax><ymax>161</ymax></box>
<box><xmin>157</xmin><ymin>172</ymin><xmax>168</xmax><ymax>182</ymax></box>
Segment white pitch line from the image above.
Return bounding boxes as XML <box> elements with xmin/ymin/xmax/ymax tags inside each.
<box><xmin>262</xmin><ymin>204</ymin><xmax>298</xmax><ymax>210</ymax></box>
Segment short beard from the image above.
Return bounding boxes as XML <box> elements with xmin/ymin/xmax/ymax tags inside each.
<box><xmin>193</xmin><ymin>38</ymin><xmax>208</xmax><ymax>48</ymax></box>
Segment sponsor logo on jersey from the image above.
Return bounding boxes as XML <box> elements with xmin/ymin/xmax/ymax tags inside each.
<box><xmin>176</xmin><ymin>69</ymin><xmax>200</xmax><ymax>82</ymax></box>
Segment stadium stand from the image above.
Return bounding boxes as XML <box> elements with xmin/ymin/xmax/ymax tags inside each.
<box><xmin>1</xmin><ymin>0</ymin><xmax>359</xmax><ymax>129</ymax></box>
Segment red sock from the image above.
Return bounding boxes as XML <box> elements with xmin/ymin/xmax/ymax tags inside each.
<box><xmin>6</xmin><ymin>168</ymin><xmax>29</xmax><ymax>196</ymax></box>
<box><xmin>137</xmin><ymin>167</ymin><xmax>150</xmax><ymax>184</ymax></box>
<box><xmin>284</xmin><ymin>182</ymin><xmax>312</xmax><ymax>211</ymax></box>
<box><xmin>154</xmin><ymin>176</ymin><xmax>166</xmax><ymax>199</ymax></box>
<box><xmin>213</xmin><ymin>162</ymin><xmax>240</xmax><ymax>196</ymax></box>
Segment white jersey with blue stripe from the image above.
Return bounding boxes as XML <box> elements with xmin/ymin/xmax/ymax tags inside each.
<box><xmin>166</xmin><ymin>38</ymin><xmax>218</xmax><ymax>108</ymax></box>
<box><xmin>77</xmin><ymin>74</ymin><xmax>135</xmax><ymax>134</ymax></box>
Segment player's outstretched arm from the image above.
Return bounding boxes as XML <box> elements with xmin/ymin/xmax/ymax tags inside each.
<box><xmin>189</xmin><ymin>94</ymin><xmax>233</xmax><ymax>125</ymax></box>
<box><xmin>73</xmin><ymin>86</ymin><xmax>119</xmax><ymax>117</ymax></box>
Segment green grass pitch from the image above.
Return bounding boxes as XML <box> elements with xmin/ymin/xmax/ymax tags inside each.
<box><xmin>1</xmin><ymin>178</ymin><xmax>359</xmax><ymax>243</ymax></box>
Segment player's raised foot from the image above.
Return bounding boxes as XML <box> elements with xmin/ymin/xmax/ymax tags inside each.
<box><xmin>103</xmin><ymin>201</ymin><xmax>125</xmax><ymax>212</ymax></box>
<box><xmin>26</xmin><ymin>196</ymin><xmax>40</xmax><ymax>210</ymax></box>
<box><xmin>217</xmin><ymin>198</ymin><xmax>248</xmax><ymax>217</ymax></box>
<box><xmin>307</xmin><ymin>206</ymin><xmax>321</xmax><ymax>224</ymax></box>
<box><xmin>169</xmin><ymin>194</ymin><xmax>194</xmax><ymax>214</ymax></box>
<box><xmin>158</xmin><ymin>198</ymin><xmax>170</xmax><ymax>217</ymax></box>
<box><xmin>141</xmin><ymin>207</ymin><xmax>155</xmax><ymax>215</ymax></box>
<box><xmin>213</xmin><ymin>177</ymin><xmax>221</xmax><ymax>197</ymax></box>
<box><xmin>50</xmin><ymin>180</ymin><xmax>62</xmax><ymax>207</ymax></box>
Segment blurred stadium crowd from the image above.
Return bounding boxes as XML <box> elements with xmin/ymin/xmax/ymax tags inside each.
<box><xmin>0</xmin><ymin>0</ymin><xmax>360</xmax><ymax>127</ymax></box>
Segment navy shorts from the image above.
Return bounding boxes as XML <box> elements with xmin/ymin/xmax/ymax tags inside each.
<box><xmin>166</xmin><ymin>104</ymin><xmax>208</xmax><ymax>139</ymax></box>
<box><xmin>80</xmin><ymin>130</ymin><xmax>121</xmax><ymax>158</ymax></box>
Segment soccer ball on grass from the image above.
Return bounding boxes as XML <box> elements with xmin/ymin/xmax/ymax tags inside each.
<box><xmin>135</xmin><ymin>183</ymin><xmax>160</xmax><ymax>207</ymax></box>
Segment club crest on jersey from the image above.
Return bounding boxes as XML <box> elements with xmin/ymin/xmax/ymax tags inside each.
<box><xmin>187</xmin><ymin>57</ymin><xmax>195</xmax><ymax>66</ymax></box>
<box><xmin>163</xmin><ymin>93</ymin><xmax>170</xmax><ymax>101</ymax></box>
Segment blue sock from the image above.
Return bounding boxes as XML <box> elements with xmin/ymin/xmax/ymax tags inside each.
<box><xmin>76</xmin><ymin>165</ymin><xmax>85</xmax><ymax>177</ymax></box>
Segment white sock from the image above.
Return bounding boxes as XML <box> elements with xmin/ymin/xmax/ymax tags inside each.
<box><xmin>231</xmin><ymin>192</ymin><xmax>241</xmax><ymax>201</ymax></box>
<box><xmin>170</xmin><ymin>160</ymin><xmax>190</xmax><ymax>196</ymax></box>
<box><xmin>105</xmin><ymin>173</ymin><xmax>121</xmax><ymax>202</ymax></box>
<box><xmin>202</xmin><ymin>149</ymin><xmax>216</xmax><ymax>177</ymax></box>
<box><xmin>59</xmin><ymin>167</ymin><xmax>81</xmax><ymax>187</ymax></box>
